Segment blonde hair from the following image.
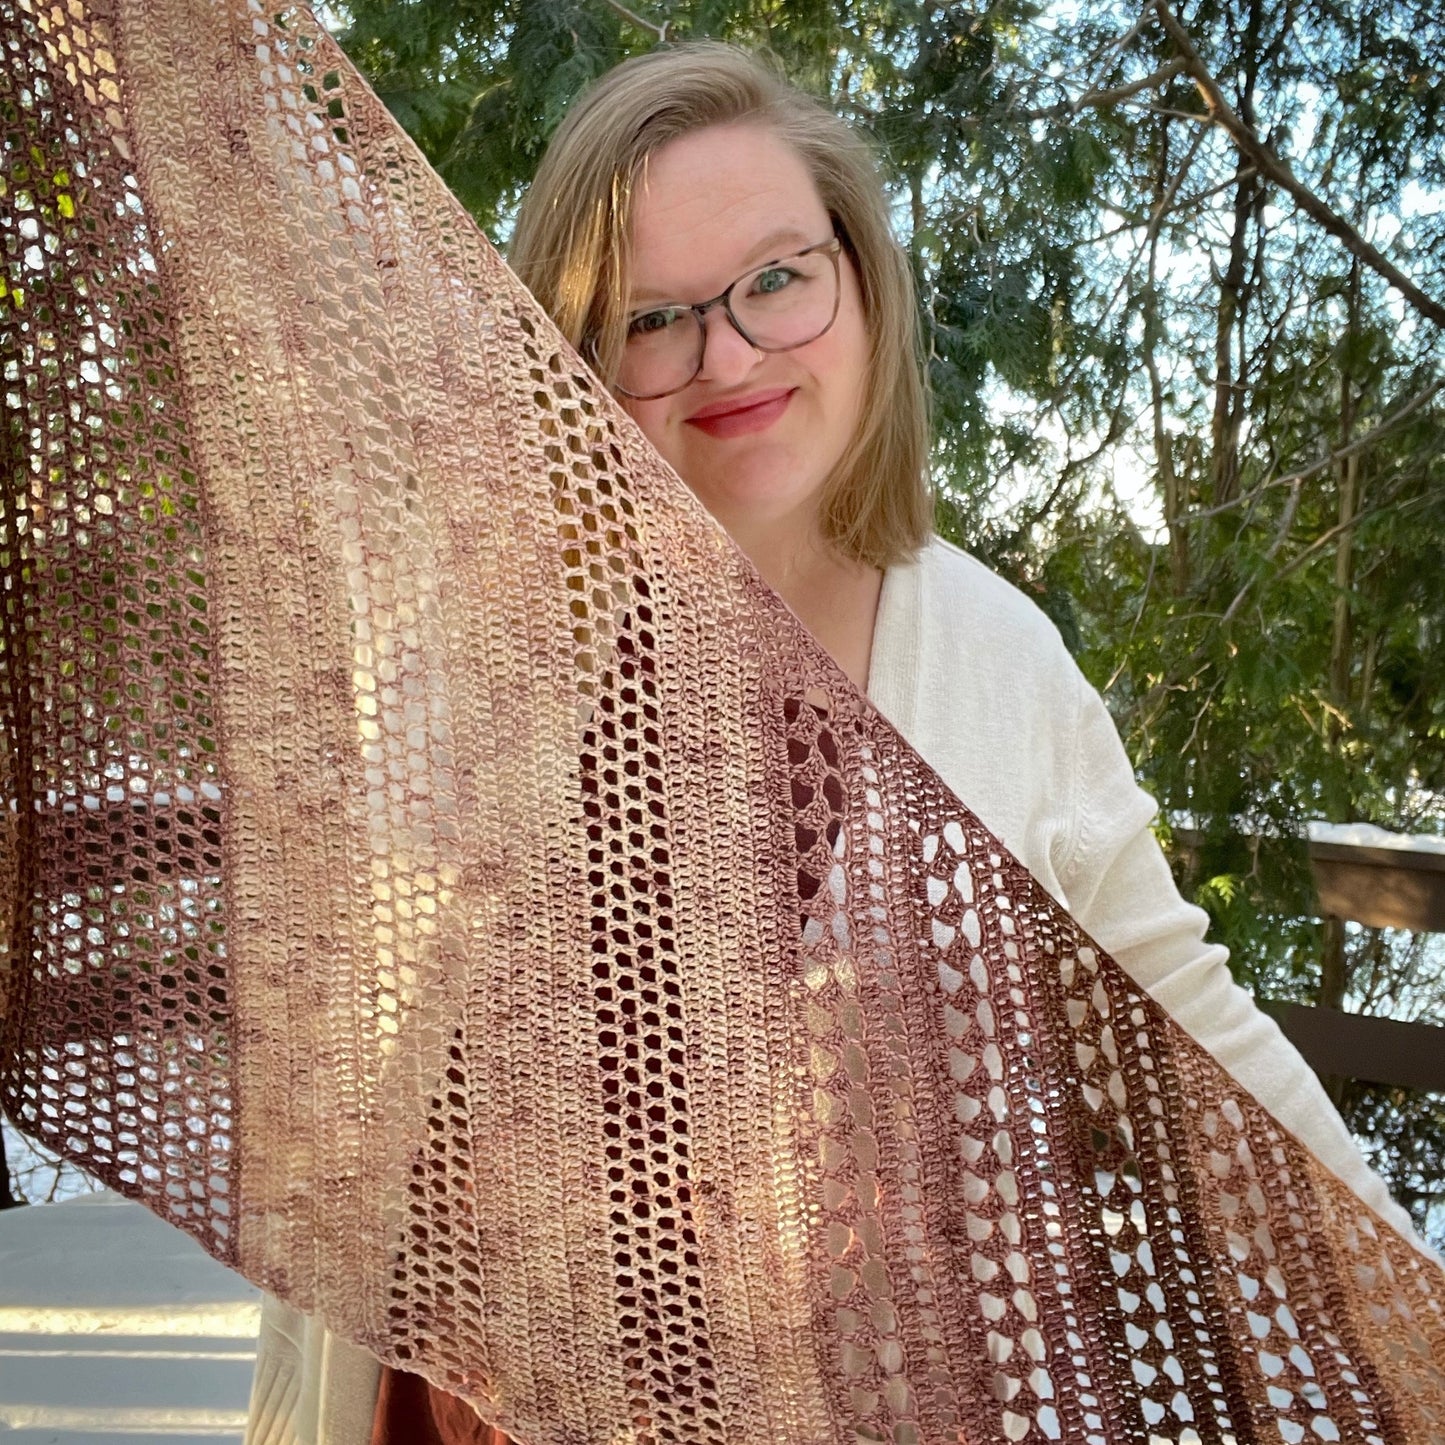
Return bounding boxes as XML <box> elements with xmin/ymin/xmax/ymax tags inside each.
<box><xmin>510</xmin><ymin>42</ymin><xmax>933</xmax><ymax>569</ymax></box>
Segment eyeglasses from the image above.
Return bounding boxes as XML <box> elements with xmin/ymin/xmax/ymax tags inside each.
<box><xmin>607</xmin><ymin>236</ymin><xmax>843</xmax><ymax>400</ymax></box>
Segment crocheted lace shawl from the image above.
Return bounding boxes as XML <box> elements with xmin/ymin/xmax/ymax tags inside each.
<box><xmin>1</xmin><ymin>2</ymin><xmax>1442</xmax><ymax>1440</ymax></box>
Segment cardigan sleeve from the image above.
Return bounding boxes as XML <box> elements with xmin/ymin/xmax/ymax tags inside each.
<box><xmin>876</xmin><ymin>537</ymin><xmax>1432</xmax><ymax>1255</ymax></box>
<box><xmin>1057</xmin><ymin>667</ymin><xmax>1433</xmax><ymax>1254</ymax></box>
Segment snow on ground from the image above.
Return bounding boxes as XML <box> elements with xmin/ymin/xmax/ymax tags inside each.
<box><xmin>1307</xmin><ymin>821</ymin><xmax>1445</xmax><ymax>854</ymax></box>
<box><xmin>0</xmin><ymin>1191</ymin><xmax>259</xmax><ymax>1443</ymax></box>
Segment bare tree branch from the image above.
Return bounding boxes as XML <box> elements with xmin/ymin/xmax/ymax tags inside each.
<box><xmin>1005</xmin><ymin>58</ymin><xmax>1190</xmax><ymax>122</ymax></box>
<box><xmin>1072</xmin><ymin>13</ymin><xmax>1153</xmax><ymax>82</ymax></box>
<box><xmin>1145</xmin><ymin>105</ymin><xmax>1220</xmax><ymax>123</ymax></box>
<box><xmin>1021</xmin><ymin>393</ymin><xmax>1134</xmax><ymax>530</ymax></box>
<box><xmin>1072</xmin><ymin>168</ymin><xmax>1256</xmax><ymax>246</ymax></box>
<box><xmin>600</xmin><ymin>0</ymin><xmax>670</xmax><ymax>43</ymax></box>
<box><xmin>1261</xmin><ymin>475</ymin><xmax>1304</xmax><ymax>565</ymax></box>
<box><xmin>944</xmin><ymin>58</ymin><xmax>1191</xmax><ymax>130</ymax></box>
<box><xmin>1153</xmin><ymin>0</ymin><xmax>1445</xmax><ymax>330</ymax></box>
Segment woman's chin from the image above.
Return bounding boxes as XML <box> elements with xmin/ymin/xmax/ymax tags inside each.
<box><xmin>692</xmin><ymin>486</ymin><xmax>827</xmax><ymax>558</ymax></box>
<box><xmin>683</xmin><ymin>450</ymin><xmax>823</xmax><ymax>515</ymax></box>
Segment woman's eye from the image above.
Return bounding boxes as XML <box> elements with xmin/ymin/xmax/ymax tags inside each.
<box><xmin>627</xmin><ymin>308</ymin><xmax>681</xmax><ymax>338</ymax></box>
<box><xmin>752</xmin><ymin>266</ymin><xmax>798</xmax><ymax>296</ymax></box>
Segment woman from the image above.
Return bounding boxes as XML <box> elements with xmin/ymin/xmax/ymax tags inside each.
<box><xmin>248</xmin><ymin>40</ymin><xmax>1422</xmax><ymax>1445</ymax></box>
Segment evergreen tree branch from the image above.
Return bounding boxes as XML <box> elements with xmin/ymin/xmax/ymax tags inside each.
<box><xmin>599</xmin><ymin>0</ymin><xmax>670</xmax><ymax>43</ymax></box>
<box><xmin>1153</xmin><ymin>0</ymin><xmax>1445</xmax><ymax>330</ymax></box>
<box><xmin>1181</xmin><ymin>376</ymin><xmax>1444</xmax><ymax>522</ymax></box>
<box><xmin>1219</xmin><ymin>481</ymin><xmax>1431</xmax><ymax>626</ymax></box>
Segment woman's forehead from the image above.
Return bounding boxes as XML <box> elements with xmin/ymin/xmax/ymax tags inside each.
<box><xmin>628</xmin><ymin>126</ymin><xmax>830</xmax><ymax>299</ymax></box>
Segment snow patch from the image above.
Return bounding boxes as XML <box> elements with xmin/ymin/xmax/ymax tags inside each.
<box><xmin>1306</xmin><ymin>821</ymin><xmax>1445</xmax><ymax>855</ymax></box>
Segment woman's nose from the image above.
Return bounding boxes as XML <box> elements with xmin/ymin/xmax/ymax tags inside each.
<box><xmin>694</xmin><ymin>306</ymin><xmax>762</xmax><ymax>385</ymax></box>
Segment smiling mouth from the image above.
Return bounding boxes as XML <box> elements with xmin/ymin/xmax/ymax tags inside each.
<box><xmin>685</xmin><ymin>389</ymin><xmax>795</xmax><ymax>437</ymax></box>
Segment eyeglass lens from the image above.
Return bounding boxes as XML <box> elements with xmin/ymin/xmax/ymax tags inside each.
<box><xmin>616</xmin><ymin>245</ymin><xmax>840</xmax><ymax>400</ymax></box>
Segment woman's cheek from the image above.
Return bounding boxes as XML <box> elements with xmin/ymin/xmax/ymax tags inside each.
<box><xmin>622</xmin><ymin>398</ymin><xmax>685</xmax><ymax>474</ymax></box>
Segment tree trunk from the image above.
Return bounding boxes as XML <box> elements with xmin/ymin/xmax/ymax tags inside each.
<box><xmin>1316</xmin><ymin>919</ymin><xmax>1348</xmax><ymax>1105</ymax></box>
<box><xmin>1328</xmin><ymin>382</ymin><xmax>1360</xmax><ymax>729</ymax></box>
<box><xmin>1209</xmin><ymin>0</ymin><xmax>1265</xmax><ymax>507</ymax></box>
<box><xmin>1210</xmin><ymin>169</ymin><xmax>1250</xmax><ymax>507</ymax></box>
<box><xmin>1146</xmin><ymin>118</ymin><xmax>1191</xmax><ymax>594</ymax></box>
<box><xmin>1326</xmin><ymin>261</ymin><xmax>1362</xmax><ymax>762</ymax></box>
<box><xmin>1317</xmin><ymin>259</ymin><xmax>1363</xmax><ymax>1107</ymax></box>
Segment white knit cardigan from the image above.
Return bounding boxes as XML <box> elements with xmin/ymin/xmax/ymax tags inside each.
<box><xmin>244</xmin><ymin>536</ymin><xmax>1425</xmax><ymax>1444</ymax></box>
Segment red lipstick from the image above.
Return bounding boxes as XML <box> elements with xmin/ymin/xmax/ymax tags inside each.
<box><xmin>684</xmin><ymin>388</ymin><xmax>794</xmax><ymax>438</ymax></box>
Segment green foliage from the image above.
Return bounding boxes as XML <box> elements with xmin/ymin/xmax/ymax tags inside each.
<box><xmin>1339</xmin><ymin>1084</ymin><xmax>1445</xmax><ymax>1237</ymax></box>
